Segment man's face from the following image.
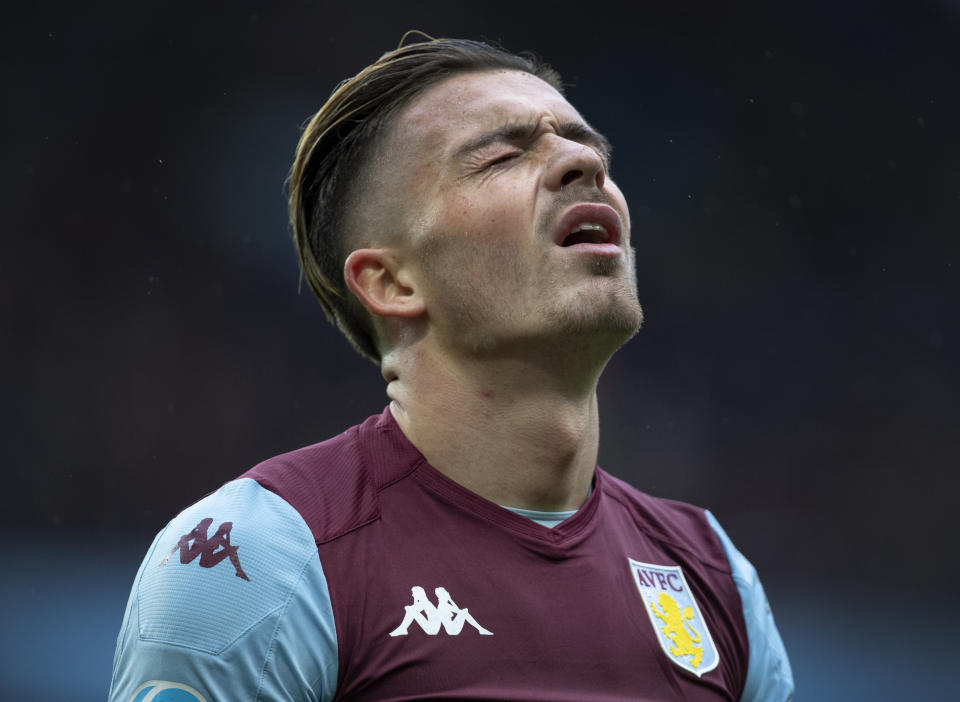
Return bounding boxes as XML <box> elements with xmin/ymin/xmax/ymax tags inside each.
<box><xmin>364</xmin><ymin>69</ymin><xmax>643</xmax><ymax>358</ymax></box>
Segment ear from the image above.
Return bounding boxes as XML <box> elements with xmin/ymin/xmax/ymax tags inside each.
<box><xmin>343</xmin><ymin>248</ymin><xmax>426</xmax><ymax>319</ymax></box>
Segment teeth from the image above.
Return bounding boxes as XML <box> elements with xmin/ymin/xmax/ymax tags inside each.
<box><xmin>570</xmin><ymin>222</ymin><xmax>608</xmax><ymax>236</ymax></box>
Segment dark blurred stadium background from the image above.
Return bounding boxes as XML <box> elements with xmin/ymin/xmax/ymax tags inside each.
<box><xmin>3</xmin><ymin>1</ymin><xmax>958</xmax><ymax>699</ymax></box>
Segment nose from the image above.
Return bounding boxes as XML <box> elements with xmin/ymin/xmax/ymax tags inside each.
<box><xmin>544</xmin><ymin>137</ymin><xmax>606</xmax><ymax>192</ymax></box>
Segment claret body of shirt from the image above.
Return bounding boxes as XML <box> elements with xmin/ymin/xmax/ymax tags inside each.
<box><xmin>109</xmin><ymin>408</ymin><xmax>793</xmax><ymax>702</ymax></box>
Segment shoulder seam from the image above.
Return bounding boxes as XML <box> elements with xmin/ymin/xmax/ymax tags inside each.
<box><xmin>604</xmin><ymin>490</ymin><xmax>732</xmax><ymax>575</ymax></box>
<box><xmin>313</xmin><ymin>457</ymin><xmax>423</xmax><ymax>546</ymax></box>
<box><xmin>376</xmin><ymin>456</ymin><xmax>425</xmax><ymax>494</ymax></box>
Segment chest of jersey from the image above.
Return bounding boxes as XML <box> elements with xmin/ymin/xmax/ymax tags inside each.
<box><xmin>317</xmin><ymin>470</ymin><xmax>746</xmax><ymax>701</ymax></box>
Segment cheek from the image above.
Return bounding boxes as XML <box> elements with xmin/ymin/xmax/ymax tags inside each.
<box><xmin>430</xmin><ymin>188</ymin><xmax>532</xmax><ymax>247</ymax></box>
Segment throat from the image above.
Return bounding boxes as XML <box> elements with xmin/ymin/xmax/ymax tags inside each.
<box><xmin>389</xmin><ymin>378</ymin><xmax>600</xmax><ymax>512</ymax></box>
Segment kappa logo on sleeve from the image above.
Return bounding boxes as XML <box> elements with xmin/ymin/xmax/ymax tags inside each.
<box><xmin>130</xmin><ymin>680</ymin><xmax>206</xmax><ymax>702</ymax></box>
<box><xmin>628</xmin><ymin>558</ymin><xmax>719</xmax><ymax>677</ymax></box>
<box><xmin>389</xmin><ymin>586</ymin><xmax>494</xmax><ymax>636</ymax></box>
<box><xmin>159</xmin><ymin>517</ymin><xmax>250</xmax><ymax>581</ymax></box>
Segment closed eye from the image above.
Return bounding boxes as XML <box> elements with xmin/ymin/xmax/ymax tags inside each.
<box><xmin>486</xmin><ymin>152</ymin><xmax>520</xmax><ymax>168</ymax></box>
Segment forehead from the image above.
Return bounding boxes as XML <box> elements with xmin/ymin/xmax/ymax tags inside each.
<box><xmin>388</xmin><ymin>70</ymin><xmax>583</xmax><ymax>158</ymax></box>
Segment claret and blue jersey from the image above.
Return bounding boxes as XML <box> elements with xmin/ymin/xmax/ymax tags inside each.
<box><xmin>109</xmin><ymin>408</ymin><xmax>793</xmax><ymax>701</ymax></box>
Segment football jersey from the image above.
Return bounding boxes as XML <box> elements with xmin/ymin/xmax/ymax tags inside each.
<box><xmin>109</xmin><ymin>407</ymin><xmax>793</xmax><ymax>701</ymax></box>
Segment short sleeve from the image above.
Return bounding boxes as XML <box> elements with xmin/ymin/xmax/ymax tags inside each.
<box><xmin>108</xmin><ymin>478</ymin><xmax>339</xmax><ymax>702</ymax></box>
<box><xmin>705</xmin><ymin>510</ymin><xmax>794</xmax><ymax>702</ymax></box>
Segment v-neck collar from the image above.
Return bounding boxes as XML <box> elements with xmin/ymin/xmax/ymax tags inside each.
<box><xmin>370</xmin><ymin>406</ymin><xmax>604</xmax><ymax>550</ymax></box>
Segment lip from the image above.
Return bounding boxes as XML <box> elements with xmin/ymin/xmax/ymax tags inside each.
<box><xmin>554</xmin><ymin>202</ymin><xmax>624</xmax><ymax>250</ymax></box>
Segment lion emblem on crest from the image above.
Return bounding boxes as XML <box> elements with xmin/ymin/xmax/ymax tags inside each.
<box><xmin>650</xmin><ymin>591</ymin><xmax>703</xmax><ymax>668</ymax></box>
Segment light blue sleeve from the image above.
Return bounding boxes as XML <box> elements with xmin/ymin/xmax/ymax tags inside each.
<box><xmin>705</xmin><ymin>510</ymin><xmax>794</xmax><ymax>702</ymax></box>
<box><xmin>108</xmin><ymin>478</ymin><xmax>339</xmax><ymax>702</ymax></box>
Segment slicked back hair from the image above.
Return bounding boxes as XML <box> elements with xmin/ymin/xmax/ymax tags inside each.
<box><xmin>288</xmin><ymin>36</ymin><xmax>563</xmax><ymax>363</ymax></box>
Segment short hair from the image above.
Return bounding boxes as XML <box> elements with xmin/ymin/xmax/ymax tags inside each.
<box><xmin>287</xmin><ymin>35</ymin><xmax>563</xmax><ymax>363</ymax></box>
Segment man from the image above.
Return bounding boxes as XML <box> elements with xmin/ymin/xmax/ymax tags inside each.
<box><xmin>109</xmin><ymin>37</ymin><xmax>793</xmax><ymax>701</ymax></box>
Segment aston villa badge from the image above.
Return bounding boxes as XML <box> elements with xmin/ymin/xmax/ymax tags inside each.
<box><xmin>628</xmin><ymin>558</ymin><xmax>719</xmax><ymax>677</ymax></box>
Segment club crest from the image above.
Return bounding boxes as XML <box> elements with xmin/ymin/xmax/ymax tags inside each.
<box><xmin>628</xmin><ymin>558</ymin><xmax>719</xmax><ymax>677</ymax></box>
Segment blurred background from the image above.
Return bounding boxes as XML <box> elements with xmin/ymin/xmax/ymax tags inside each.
<box><xmin>3</xmin><ymin>1</ymin><xmax>958</xmax><ymax>699</ymax></box>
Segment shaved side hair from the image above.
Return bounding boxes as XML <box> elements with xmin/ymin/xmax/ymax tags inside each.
<box><xmin>288</xmin><ymin>35</ymin><xmax>562</xmax><ymax>362</ymax></box>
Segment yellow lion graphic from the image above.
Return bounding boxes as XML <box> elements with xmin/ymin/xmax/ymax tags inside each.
<box><xmin>650</xmin><ymin>591</ymin><xmax>703</xmax><ymax>668</ymax></box>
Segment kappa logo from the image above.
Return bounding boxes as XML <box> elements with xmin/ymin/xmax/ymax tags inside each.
<box><xmin>628</xmin><ymin>558</ymin><xmax>719</xmax><ymax>677</ymax></box>
<box><xmin>160</xmin><ymin>517</ymin><xmax>250</xmax><ymax>581</ymax></box>
<box><xmin>389</xmin><ymin>586</ymin><xmax>494</xmax><ymax>636</ymax></box>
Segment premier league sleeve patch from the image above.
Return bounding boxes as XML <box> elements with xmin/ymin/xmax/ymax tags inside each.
<box><xmin>628</xmin><ymin>558</ymin><xmax>720</xmax><ymax>677</ymax></box>
<box><xmin>129</xmin><ymin>681</ymin><xmax>206</xmax><ymax>701</ymax></box>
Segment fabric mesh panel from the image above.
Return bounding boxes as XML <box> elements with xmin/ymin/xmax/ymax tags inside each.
<box><xmin>137</xmin><ymin>478</ymin><xmax>317</xmax><ymax>654</ymax></box>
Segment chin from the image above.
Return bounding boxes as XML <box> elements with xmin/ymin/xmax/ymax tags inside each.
<box><xmin>547</xmin><ymin>287</ymin><xmax>644</xmax><ymax>343</ymax></box>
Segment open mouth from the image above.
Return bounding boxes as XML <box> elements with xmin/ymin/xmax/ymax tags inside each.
<box><xmin>555</xmin><ymin>203</ymin><xmax>623</xmax><ymax>249</ymax></box>
<box><xmin>561</xmin><ymin>223</ymin><xmax>612</xmax><ymax>247</ymax></box>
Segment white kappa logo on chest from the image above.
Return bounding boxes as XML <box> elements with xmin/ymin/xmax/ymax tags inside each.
<box><xmin>389</xmin><ymin>586</ymin><xmax>494</xmax><ymax>636</ymax></box>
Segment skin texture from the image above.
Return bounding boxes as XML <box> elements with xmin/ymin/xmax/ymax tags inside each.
<box><xmin>344</xmin><ymin>70</ymin><xmax>643</xmax><ymax>511</ymax></box>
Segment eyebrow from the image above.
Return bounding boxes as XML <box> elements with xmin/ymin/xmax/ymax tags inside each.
<box><xmin>454</xmin><ymin>119</ymin><xmax>613</xmax><ymax>163</ymax></box>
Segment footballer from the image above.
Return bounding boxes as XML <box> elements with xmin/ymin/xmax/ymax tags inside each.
<box><xmin>109</xmin><ymin>37</ymin><xmax>793</xmax><ymax>701</ymax></box>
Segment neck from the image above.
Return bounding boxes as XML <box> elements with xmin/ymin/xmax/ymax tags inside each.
<box><xmin>384</xmin><ymin>341</ymin><xmax>607</xmax><ymax>511</ymax></box>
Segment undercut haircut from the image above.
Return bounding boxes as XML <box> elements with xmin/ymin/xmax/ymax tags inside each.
<box><xmin>288</xmin><ymin>35</ymin><xmax>563</xmax><ymax>363</ymax></box>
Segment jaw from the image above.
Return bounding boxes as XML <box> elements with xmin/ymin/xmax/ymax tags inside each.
<box><xmin>441</xmin><ymin>278</ymin><xmax>642</xmax><ymax>395</ymax></box>
<box><xmin>411</xmin><ymin>230</ymin><xmax>642</xmax><ymax>382</ymax></box>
